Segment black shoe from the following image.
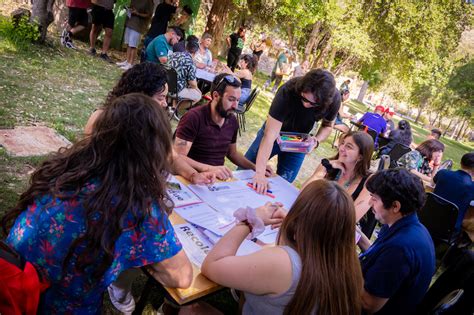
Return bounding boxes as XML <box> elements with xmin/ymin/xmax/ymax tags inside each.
<box><xmin>99</xmin><ymin>53</ymin><xmax>113</xmax><ymax>63</ymax></box>
<box><xmin>88</xmin><ymin>47</ymin><xmax>97</xmax><ymax>56</ymax></box>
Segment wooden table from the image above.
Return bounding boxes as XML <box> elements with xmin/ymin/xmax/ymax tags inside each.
<box><xmin>163</xmin><ymin>211</ymin><xmax>222</xmax><ymax>305</ymax></box>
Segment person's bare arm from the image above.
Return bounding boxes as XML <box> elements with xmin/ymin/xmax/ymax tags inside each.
<box><xmin>313</xmin><ymin>120</ymin><xmax>334</xmax><ymax>143</ymax></box>
<box><xmin>174</xmin><ymin>136</ymin><xmax>233</xmax><ymax>179</ymax></box>
<box><xmin>188</xmin><ymin>80</ymin><xmax>198</xmax><ymax>89</ymax></box>
<box><xmin>146</xmin><ymin>249</ymin><xmax>193</xmax><ymax>288</ymax></box>
<box><xmin>226</xmin><ymin>36</ymin><xmax>231</xmax><ymax>47</ymax></box>
<box><xmin>301</xmin><ymin>164</ymin><xmax>326</xmax><ymax>190</ymax></box>
<box><xmin>252</xmin><ymin>116</ymin><xmax>283</xmax><ymax>194</ymax></box>
<box><xmin>158</xmin><ymin>56</ymin><xmax>168</xmax><ymax>64</ymax></box>
<box><xmin>84</xmin><ymin>109</ymin><xmax>104</xmax><ymax>135</ymax></box>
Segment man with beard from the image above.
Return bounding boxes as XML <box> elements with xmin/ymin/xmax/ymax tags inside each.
<box><xmin>174</xmin><ymin>73</ymin><xmax>273</xmax><ymax>180</ymax></box>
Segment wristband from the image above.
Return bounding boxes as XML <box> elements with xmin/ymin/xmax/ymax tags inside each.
<box><xmin>233</xmin><ymin>206</ymin><xmax>265</xmax><ymax>239</ymax></box>
<box><xmin>432</xmin><ymin>164</ymin><xmax>440</xmax><ymax>167</ymax></box>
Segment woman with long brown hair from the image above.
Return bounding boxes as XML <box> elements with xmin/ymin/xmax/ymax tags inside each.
<box><xmin>202</xmin><ymin>180</ymin><xmax>363</xmax><ymax>314</ymax></box>
<box><xmin>2</xmin><ymin>94</ymin><xmax>192</xmax><ymax>314</ymax></box>
<box><xmin>303</xmin><ymin>130</ymin><xmax>374</xmax><ymax>221</ymax></box>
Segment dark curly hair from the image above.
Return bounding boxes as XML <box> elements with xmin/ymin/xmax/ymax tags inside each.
<box><xmin>240</xmin><ymin>54</ymin><xmax>258</xmax><ymax>74</ymax></box>
<box><xmin>2</xmin><ymin>93</ymin><xmax>173</xmax><ymax>280</ymax></box>
<box><xmin>296</xmin><ymin>69</ymin><xmax>336</xmax><ymax>107</ymax></box>
<box><xmin>105</xmin><ymin>62</ymin><xmax>168</xmax><ymax>105</ymax></box>
<box><xmin>366</xmin><ymin>168</ymin><xmax>426</xmax><ymax>215</ymax></box>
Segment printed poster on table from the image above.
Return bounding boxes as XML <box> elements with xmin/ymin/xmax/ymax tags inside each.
<box><xmin>166</xmin><ymin>175</ymin><xmax>202</xmax><ymax>208</ymax></box>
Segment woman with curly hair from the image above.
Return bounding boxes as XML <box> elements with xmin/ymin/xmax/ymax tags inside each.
<box><xmin>84</xmin><ymin>62</ymin><xmax>216</xmax><ymax>184</ymax></box>
<box><xmin>2</xmin><ymin>94</ymin><xmax>192</xmax><ymax>314</ymax></box>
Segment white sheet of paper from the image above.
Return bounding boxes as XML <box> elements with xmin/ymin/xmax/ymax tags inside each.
<box><xmin>188</xmin><ymin>181</ymin><xmax>272</xmax><ymax>217</ymax></box>
<box><xmin>174</xmin><ymin>203</ymin><xmax>235</xmax><ymax>236</ymax></box>
<box><xmin>232</xmin><ymin>169</ymin><xmax>256</xmax><ymax>181</ymax></box>
<box><xmin>174</xmin><ymin>224</ymin><xmax>213</xmax><ymax>268</ymax></box>
<box><xmin>266</xmin><ymin>176</ymin><xmax>300</xmax><ymax>210</ymax></box>
<box><xmin>257</xmin><ymin>226</ymin><xmax>279</xmax><ymax>244</ymax></box>
<box><xmin>167</xmin><ymin>175</ymin><xmax>202</xmax><ymax>208</ymax></box>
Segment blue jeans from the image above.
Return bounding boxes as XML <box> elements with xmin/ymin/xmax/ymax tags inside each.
<box><xmin>244</xmin><ymin>124</ymin><xmax>306</xmax><ymax>183</ymax></box>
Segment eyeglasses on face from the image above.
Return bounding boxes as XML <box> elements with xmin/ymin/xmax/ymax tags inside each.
<box><xmin>300</xmin><ymin>94</ymin><xmax>320</xmax><ymax>107</ymax></box>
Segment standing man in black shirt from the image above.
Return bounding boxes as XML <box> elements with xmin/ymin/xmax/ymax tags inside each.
<box><xmin>226</xmin><ymin>26</ymin><xmax>246</xmax><ymax>71</ymax></box>
<box><xmin>144</xmin><ymin>0</ymin><xmax>178</xmax><ymax>47</ymax></box>
<box><xmin>244</xmin><ymin>69</ymin><xmax>340</xmax><ymax>192</ymax></box>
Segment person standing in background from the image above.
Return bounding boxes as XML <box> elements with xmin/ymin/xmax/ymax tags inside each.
<box><xmin>226</xmin><ymin>26</ymin><xmax>246</xmax><ymax>72</ymax></box>
<box><xmin>116</xmin><ymin>0</ymin><xmax>154</xmax><ymax>70</ymax></box>
<box><xmin>89</xmin><ymin>0</ymin><xmax>116</xmax><ymax>62</ymax></box>
<box><xmin>144</xmin><ymin>0</ymin><xmax>179</xmax><ymax>47</ymax></box>
<box><xmin>61</xmin><ymin>0</ymin><xmax>91</xmax><ymax>49</ymax></box>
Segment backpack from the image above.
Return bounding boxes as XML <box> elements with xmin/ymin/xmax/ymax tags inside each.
<box><xmin>0</xmin><ymin>240</ymin><xmax>49</xmax><ymax>315</ymax></box>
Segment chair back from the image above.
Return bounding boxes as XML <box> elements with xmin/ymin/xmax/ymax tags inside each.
<box><xmin>439</xmin><ymin>159</ymin><xmax>454</xmax><ymax>171</ymax></box>
<box><xmin>387</xmin><ymin>143</ymin><xmax>412</xmax><ymax>168</ymax></box>
<box><xmin>243</xmin><ymin>88</ymin><xmax>260</xmax><ymax>113</ymax></box>
<box><xmin>418</xmin><ymin>192</ymin><xmax>459</xmax><ymax>244</ymax></box>
<box><xmin>165</xmin><ymin>67</ymin><xmax>179</xmax><ymax>98</ymax></box>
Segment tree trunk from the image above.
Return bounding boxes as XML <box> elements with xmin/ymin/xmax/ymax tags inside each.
<box><xmin>443</xmin><ymin>117</ymin><xmax>454</xmax><ymax>136</ymax></box>
<box><xmin>414</xmin><ymin>99</ymin><xmax>428</xmax><ymax>124</ymax></box>
<box><xmin>205</xmin><ymin>0</ymin><xmax>233</xmax><ymax>57</ymax></box>
<box><xmin>326</xmin><ymin>47</ymin><xmax>337</xmax><ymax>71</ymax></box>
<box><xmin>451</xmin><ymin>118</ymin><xmax>460</xmax><ymax>138</ymax></box>
<box><xmin>462</xmin><ymin>127</ymin><xmax>471</xmax><ymax>139</ymax></box>
<box><xmin>31</xmin><ymin>0</ymin><xmax>56</xmax><ymax>42</ymax></box>
<box><xmin>357</xmin><ymin>81</ymin><xmax>369</xmax><ymax>102</ymax></box>
<box><xmin>314</xmin><ymin>38</ymin><xmax>332</xmax><ymax>68</ymax></box>
<box><xmin>304</xmin><ymin>21</ymin><xmax>321</xmax><ymax>61</ymax></box>
<box><xmin>455</xmin><ymin>118</ymin><xmax>467</xmax><ymax>140</ymax></box>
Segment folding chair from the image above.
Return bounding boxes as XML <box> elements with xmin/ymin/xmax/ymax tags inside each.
<box><xmin>236</xmin><ymin>88</ymin><xmax>259</xmax><ymax>136</ymax></box>
<box><xmin>165</xmin><ymin>67</ymin><xmax>193</xmax><ymax>121</ymax></box>
<box><xmin>386</xmin><ymin>143</ymin><xmax>412</xmax><ymax>168</ymax></box>
<box><xmin>418</xmin><ymin>192</ymin><xmax>459</xmax><ymax>264</ymax></box>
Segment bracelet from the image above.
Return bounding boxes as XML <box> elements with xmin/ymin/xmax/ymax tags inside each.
<box><xmin>314</xmin><ymin>139</ymin><xmax>320</xmax><ymax>148</ymax></box>
<box><xmin>432</xmin><ymin>164</ymin><xmax>440</xmax><ymax>167</ymax></box>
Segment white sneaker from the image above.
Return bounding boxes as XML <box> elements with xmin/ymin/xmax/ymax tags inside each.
<box><xmin>116</xmin><ymin>60</ymin><xmax>128</xmax><ymax>66</ymax></box>
<box><xmin>120</xmin><ymin>63</ymin><xmax>133</xmax><ymax>70</ymax></box>
<box><xmin>107</xmin><ymin>285</ymin><xmax>135</xmax><ymax>315</ymax></box>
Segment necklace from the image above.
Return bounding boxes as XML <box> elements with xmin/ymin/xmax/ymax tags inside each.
<box><xmin>343</xmin><ymin>177</ymin><xmax>354</xmax><ymax>189</ymax></box>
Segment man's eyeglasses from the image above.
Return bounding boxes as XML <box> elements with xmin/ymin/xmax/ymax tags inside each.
<box><xmin>300</xmin><ymin>94</ymin><xmax>320</xmax><ymax>107</ymax></box>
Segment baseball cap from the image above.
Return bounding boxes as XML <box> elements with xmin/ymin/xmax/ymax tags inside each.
<box><xmin>385</xmin><ymin>107</ymin><xmax>395</xmax><ymax>115</ymax></box>
<box><xmin>375</xmin><ymin>105</ymin><xmax>385</xmax><ymax>112</ymax></box>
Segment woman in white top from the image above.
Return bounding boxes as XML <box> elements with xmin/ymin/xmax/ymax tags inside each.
<box><xmin>202</xmin><ymin>180</ymin><xmax>363</xmax><ymax>314</ymax></box>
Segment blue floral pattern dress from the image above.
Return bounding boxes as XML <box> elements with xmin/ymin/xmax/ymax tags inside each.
<box><xmin>6</xmin><ymin>182</ymin><xmax>182</xmax><ymax>314</ymax></box>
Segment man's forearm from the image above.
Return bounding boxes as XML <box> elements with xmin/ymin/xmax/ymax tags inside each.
<box><xmin>228</xmin><ymin>151</ymin><xmax>255</xmax><ymax>170</ymax></box>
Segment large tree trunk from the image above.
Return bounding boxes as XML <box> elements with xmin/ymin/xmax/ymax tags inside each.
<box><xmin>304</xmin><ymin>21</ymin><xmax>321</xmax><ymax>61</ymax></box>
<box><xmin>326</xmin><ymin>47</ymin><xmax>337</xmax><ymax>71</ymax></box>
<box><xmin>357</xmin><ymin>81</ymin><xmax>369</xmax><ymax>102</ymax></box>
<box><xmin>31</xmin><ymin>0</ymin><xmax>56</xmax><ymax>42</ymax></box>
<box><xmin>314</xmin><ymin>38</ymin><xmax>332</xmax><ymax>68</ymax></box>
<box><xmin>205</xmin><ymin>0</ymin><xmax>233</xmax><ymax>57</ymax></box>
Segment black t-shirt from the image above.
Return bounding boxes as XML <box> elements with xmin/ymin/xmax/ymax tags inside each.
<box><xmin>147</xmin><ymin>3</ymin><xmax>177</xmax><ymax>38</ymax></box>
<box><xmin>229</xmin><ymin>33</ymin><xmax>244</xmax><ymax>55</ymax></box>
<box><xmin>268</xmin><ymin>78</ymin><xmax>340</xmax><ymax>133</ymax></box>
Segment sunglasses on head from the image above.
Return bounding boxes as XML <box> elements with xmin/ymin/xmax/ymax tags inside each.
<box><xmin>300</xmin><ymin>94</ymin><xmax>320</xmax><ymax>107</ymax></box>
<box><xmin>215</xmin><ymin>75</ymin><xmax>240</xmax><ymax>90</ymax></box>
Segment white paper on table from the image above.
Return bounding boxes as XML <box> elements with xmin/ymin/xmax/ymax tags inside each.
<box><xmin>188</xmin><ymin>181</ymin><xmax>272</xmax><ymax>217</ymax></box>
<box><xmin>174</xmin><ymin>203</ymin><xmax>235</xmax><ymax>236</ymax></box>
<box><xmin>166</xmin><ymin>175</ymin><xmax>202</xmax><ymax>208</ymax></box>
<box><xmin>196</xmin><ymin>68</ymin><xmax>216</xmax><ymax>82</ymax></box>
<box><xmin>266</xmin><ymin>176</ymin><xmax>300</xmax><ymax>210</ymax></box>
<box><xmin>232</xmin><ymin>169</ymin><xmax>256</xmax><ymax>181</ymax></box>
<box><xmin>237</xmin><ymin>240</ymin><xmax>262</xmax><ymax>256</ymax></box>
<box><xmin>257</xmin><ymin>226</ymin><xmax>279</xmax><ymax>244</ymax></box>
<box><xmin>174</xmin><ymin>223</ymin><xmax>213</xmax><ymax>268</ymax></box>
